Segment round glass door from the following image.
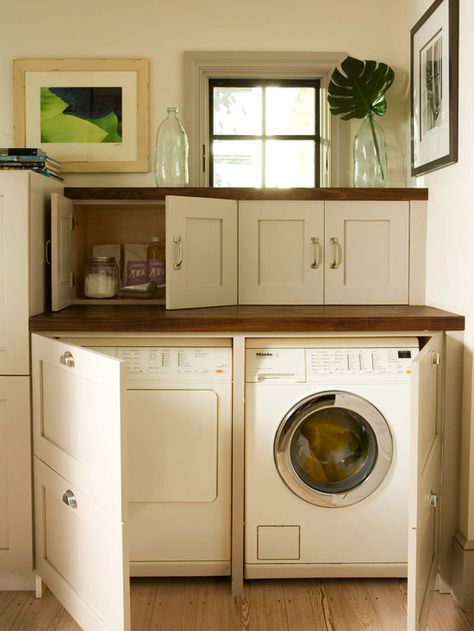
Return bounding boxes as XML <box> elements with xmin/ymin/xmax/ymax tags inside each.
<box><xmin>274</xmin><ymin>391</ymin><xmax>393</xmax><ymax>507</ymax></box>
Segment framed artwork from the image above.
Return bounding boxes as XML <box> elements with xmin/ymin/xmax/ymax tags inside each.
<box><xmin>13</xmin><ymin>58</ymin><xmax>149</xmax><ymax>173</ymax></box>
<box><xmin>410</xmin><ymin>0</ymin><xmax>459</xmax><ymax>176</ymax></box>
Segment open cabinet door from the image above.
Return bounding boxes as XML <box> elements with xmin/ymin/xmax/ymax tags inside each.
<box><xmin>31</xmin><ymin>334</ymin><xmax>130</xmax><ymax>631</ymax></box>
<box><xmin>166</xmin><ymin>195</ymin><xmax>237</xmax><ymax>309</ymax></box>
<box><xmin>407</xmin><ymin>333</ymin><xmax>444</xmax><ymax>631</ymax></box>
<box><xmin>51</xmin><ymin>193</ymin><xmax>74</xmax><ymax>311</ymax></box>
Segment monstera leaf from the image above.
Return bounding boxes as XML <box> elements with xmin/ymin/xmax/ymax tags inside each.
<box><xmin>328</xmin><ymin>56</ymin><xmax>395</xmax><ymax>120</ymax></box>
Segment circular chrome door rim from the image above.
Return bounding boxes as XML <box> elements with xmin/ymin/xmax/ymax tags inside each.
<box><xmin>274</xmin><ymin>390</ymin><xmax>393</xmax><ymax>507</ymax></box>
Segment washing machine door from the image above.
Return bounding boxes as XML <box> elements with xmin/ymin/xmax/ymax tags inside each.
<box><xmin>274</xmin><ymin>391</ymin><xmax>393</xmax><ymax>507</ymax></box>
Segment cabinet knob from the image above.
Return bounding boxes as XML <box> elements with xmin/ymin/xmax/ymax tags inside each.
<box><xmin>62</xmin><ymin>490</ymin><xmax>78</xmax><ymax>510</ymax></box>
<box><xmin>59</xmin><ymin>351</ymin><xmax>75</xmax><ymax>368</ymax></box>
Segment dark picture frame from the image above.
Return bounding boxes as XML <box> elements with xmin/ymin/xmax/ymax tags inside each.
<box><xmin>410</xmin><ymin>0</ymin><xmax>459</xmax><ymax>176</ymax></box>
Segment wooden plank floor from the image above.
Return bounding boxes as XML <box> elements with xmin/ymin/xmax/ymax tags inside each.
<box><xmin>1</xmin><ymin>578</ymin><xmax>473</xmax><ymax>630</ymax></box>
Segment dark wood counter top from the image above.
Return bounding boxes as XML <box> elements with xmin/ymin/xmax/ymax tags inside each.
<box><xmin>29</xmin><ymin>305</ymin><xmax>464</xmax><ymax>333</ymax></box>
<box><xmin>64</xmin><ymin>187</ymin><xmax>428</xmax><ymax>202</ymax></box>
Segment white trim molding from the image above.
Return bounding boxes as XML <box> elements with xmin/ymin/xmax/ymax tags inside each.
<box><xmin>452</xmin><ymin>532</ymin><xmax>474</xmax><ymax>610</ymax></box>
<box><xmin>183</xmin><ymin>51</ymin><xmax>350</xmax><ymax>187</ymax></box>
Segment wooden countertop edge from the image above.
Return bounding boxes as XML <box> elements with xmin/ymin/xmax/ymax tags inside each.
<box><xmin>63</xmin><ymin>187</ymin><xmax>429</xmax><ymax>202</ymax></box>
<box><xmin>29</xmin><ymin>306</ymin><xmax>465</xmax><ymax>333</ymax></box>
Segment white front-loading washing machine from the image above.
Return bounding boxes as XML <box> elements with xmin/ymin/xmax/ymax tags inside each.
<box><xmin>245</xmin><ymin>337</ymin><xmax>419</xmax><ymax>579</ymax></box>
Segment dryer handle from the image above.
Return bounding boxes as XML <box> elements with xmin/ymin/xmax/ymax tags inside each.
<box><xmin>257</xmin><ymin>372</ymin><xmax>301</xmax><ymax>382</ymax></box>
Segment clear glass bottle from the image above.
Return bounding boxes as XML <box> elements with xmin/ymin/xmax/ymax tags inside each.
<box><xmin>154</xmin><ymin>107</ymin><xmax>189</xmax><ymax>187</ymax></box>
<box><xmin>353</xmin><ymin>114</ymin><xmax>388</xmax><ymax>188</ymax></box>
<box><xmin>84</xmin><ymin>256</ymin><xmax>119</xmax><ymax>299</ymax></box>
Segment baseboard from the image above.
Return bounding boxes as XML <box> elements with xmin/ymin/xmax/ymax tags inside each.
<box><xmin>244</xmin><ymin>563</ymin><xmax>407</xmax><ymax>580</ymax></box>
<box><xmin>452</xmin><ymin>532</ymin><xmax>474</xmax><ymax>610</ymax></box>
<box><xmin>0</xmin><ymin>571</ymin><xmax>35</xmax><ymax>591</ymax></box>
<box><xmin>130</xmin><ymin>561</ymin><xmax>231</xmax><ymax>577</ymax></box>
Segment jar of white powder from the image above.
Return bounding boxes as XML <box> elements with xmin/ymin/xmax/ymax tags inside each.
<box><xmin>84</xmin><ymin>256</ymin><xmax>119</xmax><ymax>298</ymax></box>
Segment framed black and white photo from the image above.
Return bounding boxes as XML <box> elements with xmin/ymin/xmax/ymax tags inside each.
<box><xmin>410</xmin><ymin>0</ymin><xmax>459</xmax><ymax>176</ymax></box>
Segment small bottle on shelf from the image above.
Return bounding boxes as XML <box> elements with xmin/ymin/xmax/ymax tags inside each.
<box><xmin>146</xmin><ymin>236</ymin><xmax>165</xmax><ymax>286</ymax></box>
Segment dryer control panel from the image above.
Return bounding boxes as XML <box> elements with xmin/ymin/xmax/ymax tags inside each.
<box><xmin>116</xmin><ymin>347</ymin><xmax>232</xmax><ymax>380</ymax></box>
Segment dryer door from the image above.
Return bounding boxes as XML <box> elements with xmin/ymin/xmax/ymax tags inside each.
<box><xmin>274</xmin><ymin>391</ymin><xmax>393</xmax><ymax>507</ymax></box>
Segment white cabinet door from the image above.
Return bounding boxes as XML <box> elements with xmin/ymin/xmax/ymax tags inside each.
<box><xmin>51</xmin><ymin>193</ymin><xmax>75</xmax><ymax>312</ymax></box>
<box><xmin>0</xmin><ymin>172</ymin><xmax>30</xmax><ymax>374</ymax></box>
<box><xmin>0</xmin><ymin>376</ymin><xmax>32</xmax><ymax>573</ymax></box>
<box><xmin>324</xmin><ymin>201</ymin><xmax>409</xmax><ymax>304</ymax></box>
<box><xmin>407</xmin><ymin>333</ymin><xmax>443</xmax><ymax>631</ymax></box>
<box><xmin>166</xmin><ymin>195</ymin><xmax>238</xmax><ymax>309</ymax></box>
<box><xmin>31</xmin><ymin>334</ymin><xmax>130</xmax><ymax>631</ymax></box>
<box><xmin>239</xmin><ymin>201</ymin><xmax>324</xmax><ymax>304</ymax></box>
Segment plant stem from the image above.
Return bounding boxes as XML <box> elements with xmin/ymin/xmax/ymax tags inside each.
<box><xmin>367</xmin><ymin>113</ymin><xmax>385</xmax><ymax>181</ymax></box>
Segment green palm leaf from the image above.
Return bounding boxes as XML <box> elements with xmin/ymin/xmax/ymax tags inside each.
<box><xmin>328</xmin><ymin>56</ymin><xmax>394</xmax><ymax>120</ymax></box>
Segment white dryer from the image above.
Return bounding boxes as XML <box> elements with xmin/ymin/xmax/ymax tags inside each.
<box><xmin>245</xmin><ymin>337</ymin><xmax>419</xmax><ymax>579</ymax></box>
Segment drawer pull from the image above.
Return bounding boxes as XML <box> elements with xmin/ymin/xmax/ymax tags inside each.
<box><xmin>329</xmin><ymin>237</ymin><xmax>342</xmax><ymax>270</ymax></box>
<box><xmin>310</xmin><ymin>237</ymin><xmax>321</xmax><ymax>269</ymax></box>
<box><xmin>173</xmin><ymin>235</ymin><xmax>183</xmax><ymax>270</ymax></box>
<box><xmin>62</xmin><ymin>490</ymin><xmax>78</xmax><ymax>510</ymax></box>
<box><xmin>59</xmin><ymin>351</ymin><xmax>75</xmax><ymax>368</ymax></box>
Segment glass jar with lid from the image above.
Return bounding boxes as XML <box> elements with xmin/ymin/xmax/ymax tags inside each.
<box><xmin>84</xmin><ymin>256</ymin><xmax>119</xmax><ymax>299</ymax></box>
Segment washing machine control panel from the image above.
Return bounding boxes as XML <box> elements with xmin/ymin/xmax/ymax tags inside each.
<box><xmin>116</xmin><ymin>347</ymin><xmax>232</xmax><ymax>380</ymax></box>
<box><xmin>307</xmin><ymin>348</ymin><xmax>417</xmax><ymax>377</ymax></box>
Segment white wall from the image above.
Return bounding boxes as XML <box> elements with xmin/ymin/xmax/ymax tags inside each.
<box><xmin>0</xmin><ymin>0</ymin><xmax>409</xmax><ymax>187</ymax></box>
<box><xmin>408</xmin><ymin>0</ymin><xmax>474</xmax><ymax>548</ymax></box>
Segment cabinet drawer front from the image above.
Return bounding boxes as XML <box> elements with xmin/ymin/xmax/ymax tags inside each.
<box><xmin>31</xmin><ymin>334</ymin><xmax>125</xmax><ymax>520</ymax></box>
<box><xmin>34</xmin><ymin>458</ymin><xmax>130</xmax><ymax>631</ymax></box>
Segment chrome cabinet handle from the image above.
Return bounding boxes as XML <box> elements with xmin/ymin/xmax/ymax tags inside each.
<box><xmin>173</xmin><ymin>235</ymin><xmax>183</xmax><ymax>270</ymax></box>
<box><xmin>59</xmin><ymin>351</ymin><xmax>75</xmax><ymax>368</ymax></box>
<box><xmin>329</xmin><ymin>237</ymin><xmax>342</xmax><ymax>269</ymax></box>
<box><xmin>62</xmin><ymin>490</ymin><xmax>78</xmax><ymax>510</ymax></box>
<box><xmin>310</xmin><ymin>237</ymin><xmax>321</xmax><ymax>269</ymax></box>
<box><xmin>45</xmin><ymin>240</ymin><xmax>51</xmax><ymax>265</ymax></box>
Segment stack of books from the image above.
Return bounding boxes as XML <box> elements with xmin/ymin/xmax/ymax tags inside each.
<box><xmin>0</xmin><ymin>148</ymin><xmax>63</xmax><ymax>181</ymax></box>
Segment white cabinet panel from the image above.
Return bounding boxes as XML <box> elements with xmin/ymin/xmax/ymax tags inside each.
<box><xmin>32</xmin><ymin>334</ymin><xmax>130</xmax><ymax>631</ymax></box>
<box><xmin>408</xmin><ymin>333</ymin><xmax>443</xmax><ymax>631</ymax></box>
<box><xmin>166</xmin><ymin>196</ymin><xmax>237</xmax><ymax>309</ymax></box>
<box><xmin>324</xmin><ymin>201</ymin><xmax>409</xmax><ymax>304</ymax></box>
<box><xmin>0</xmin><ymin>376</ymin><xmax>32</xmax><ymax>573</ymax></box>
<box><xmin>239</xmin><ymin>201</ymin><xmax>324</xmax><ymax>304</ymax></box>
<box><xmin>51</xmin><ymin>193</ymin><xmax>74</xmax><ymax>312</ymax></box>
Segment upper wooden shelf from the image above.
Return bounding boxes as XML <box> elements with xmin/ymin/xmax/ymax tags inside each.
<box><xmin>63</xmin><ymin>187</ymin><xmax>429</xmax><ymax>202</ymax></box>
<box><xmin>29</xmin><ymin>305</ymin><xmax>463</xmax><ymax>334</ymax></box>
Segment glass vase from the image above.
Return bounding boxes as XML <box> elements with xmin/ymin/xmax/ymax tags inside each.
<box><xmin>353</xmin><ymin>115</ymin><xmax>388</xmax><ymax>188</ymax></box>
<box><xmin>154</xmin><ymin>107</ymin><xmax>189</xmax><ymax>187</ymax></box>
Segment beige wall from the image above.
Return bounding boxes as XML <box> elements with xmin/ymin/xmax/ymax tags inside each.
<box><xmin>0</xmin><ymin>0</ymin><xmax>409</xmax><ymax>187</ymax></box>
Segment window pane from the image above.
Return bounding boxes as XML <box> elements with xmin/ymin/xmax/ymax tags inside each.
<box><xmin>265</xmin><ymin>87</ymin><xmax>315</xmax><ymax>135</ymax></box>
<box><xmin>213</xmin><ymin>87</ymin><xmax>262</xmax><ymax>135</ymax></box>
<box><xmin>265</xmin><ymin>140</ymin><xmax>315</xmax><ymax>187</ymax></box>
<box><xmin>212</xmin><ymin>140</ymin><xmax>262</xmax><ymax>187</ymax></box>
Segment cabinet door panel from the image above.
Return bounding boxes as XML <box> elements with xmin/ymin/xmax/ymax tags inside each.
<box><xmin>0</xmin><ymin>376</ymin><xmax>32</xmax><ymax>573</ymax></box>
<box><xmin>324</xmin><ymin>201</ymin><xmax>409</xmax><ymax>304</ymax></box>
<box><xmin>239</xmin><ymin>201</ymin><xmax>324</xmax><ymax>304</ymax></box>
<box><xmin>51</xmin><ymin>193</ymin><xmax>74</xmax><ymax>312</ymax></box>
<box><xmin>0</xmin><ymin>172</ymin><xmax>30</xmax><ymax>373</ymax></box>
<box><xmin>166</xmin><ymin>196</ymin><xmax>237</xmax><ymax>309</ymax></box>
<box><xmin>408</xmin><ymin>333</ymin><xmax>443</xmax><ymax>631</ymax></box>
<box><xmin>32</xmin><ymin>334</ymin><xmax>129</xmax><ymax>631</ymax></box>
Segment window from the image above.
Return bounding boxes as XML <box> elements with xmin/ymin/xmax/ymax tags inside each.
<box><xmin>184</xmin><ymin>51</ymin><xmax>350</xmax><ymax>188</ymax></box>
<box><xmin>209</xmin><ymin>79</ymin><xmax>320</xmax><ymax>188</ymax></box>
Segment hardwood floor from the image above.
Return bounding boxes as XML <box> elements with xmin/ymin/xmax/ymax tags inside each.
<box><xmin>0</xmin><ymin>578</ymin><xmax>473</xmax><ymax>630</ymax></box>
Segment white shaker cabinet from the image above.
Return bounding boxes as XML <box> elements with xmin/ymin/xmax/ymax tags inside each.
<box><xmin>239</xmin><ymin>201</ymin><xmax>324</xmax><ymax>305</ymax></box>
<box><xmin>0</xmin><ymin>171</ymin><xmax>61</xmax><ymax>588</ymax></box>
<box><xmin>324</xmin><ymin>201</ymin><xmax>409</xmax><ymax>304</ymax></box>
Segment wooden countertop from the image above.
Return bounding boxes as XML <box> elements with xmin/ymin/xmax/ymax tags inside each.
<box><xmin>64</xmin><ymin>187</ymin><xmax>428</xmax><ymax>202</ymax></box>
<box><xmin>29</xmin><ymin>305</ymin><xmax>464</xmax><ymax>333</ymax></box>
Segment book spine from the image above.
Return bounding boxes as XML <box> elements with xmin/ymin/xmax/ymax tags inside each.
<box><xmin>0</xmin><ymin>148</ymin><xmax>46</xmax><ymax>156</ymax></box>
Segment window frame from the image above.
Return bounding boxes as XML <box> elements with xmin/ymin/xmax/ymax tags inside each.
<box><xmin>208</xmin><ymin>78</ymin><xmax>321</xmax><ymax>188</ymax></box>
<box><xmin>184</xmin><ymin>51</ymin><xmax>350</xmax><ymax>187</ymax></box>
